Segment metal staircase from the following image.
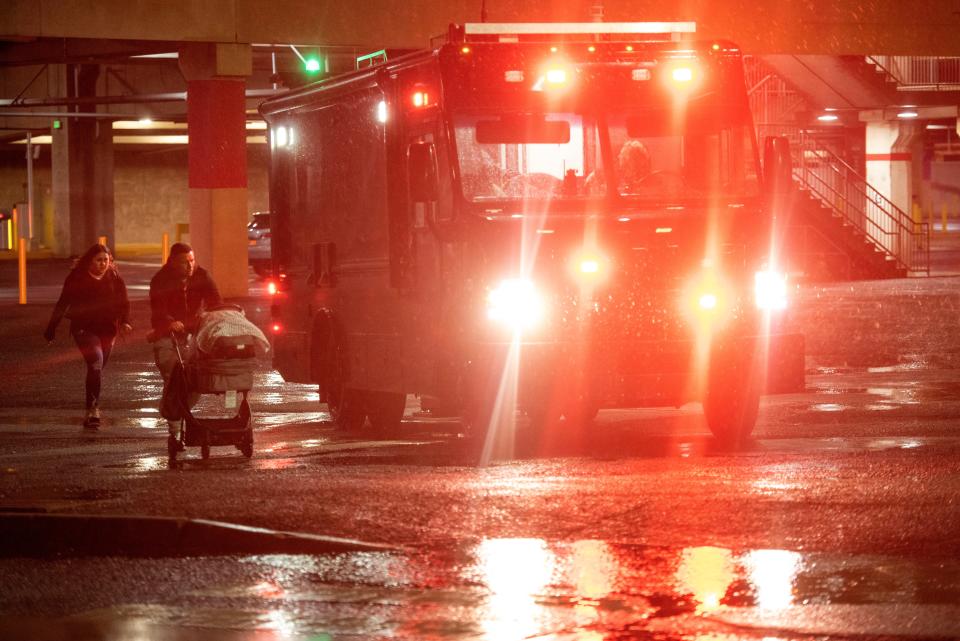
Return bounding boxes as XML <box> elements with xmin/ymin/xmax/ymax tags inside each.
<box><xmin>745</xmin><ymin>57</ymin><xmax>930</xmax><ymax>280</ymax></box>
<box><xmin>777</xmin><ymin>126</ymin><xmax>928</xmax><ymax>278</ymax></box>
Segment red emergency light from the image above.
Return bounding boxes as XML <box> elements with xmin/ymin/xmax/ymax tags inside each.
<box><xmin>412</xmin><ymin>91</ymin><xmax>430</xmax><ymax>107</ymax></box>
<box><xmin>534</xmin><ymin>62</ymin><xmax>574</xmax><ymax>92</ymax></box>
<box><xmin>569</xmin><ymin>248</ymin><xmax>610</xmax><ymax>284</ymax></box>
<box><xmin>545</xmin><ymin>68</ymin><xmax>567</xmax><ymax>84</ymax></box>
<box><xmin>662</xmin><ymin>59</ymin><xmax>702</xmax><ymax>91</ymax></box>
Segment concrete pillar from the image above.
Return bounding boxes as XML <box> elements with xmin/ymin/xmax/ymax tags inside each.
<box><xmin>865</xmin><ymin>120</ymin><xmax>918</xmax><ymax>253</ymax></box>
<box><xmin>180</xmin><ymin>43</ymin><xmax>251</xmax><ymax>298</ymax></box>
<box><xmin>50</xmin><ymin>64</ymin><xmax>115</xmax><ymax>256</ymax></box>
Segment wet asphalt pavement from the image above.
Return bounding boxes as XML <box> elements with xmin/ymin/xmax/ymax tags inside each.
<box><xmin>1</xmin><ymin>252</ymin><xmax>960</xmax><ymax>640</ymax></box>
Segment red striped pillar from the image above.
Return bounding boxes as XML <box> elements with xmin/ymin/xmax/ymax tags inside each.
<box><xmin>186</xmin><ymin>76</ymin><xmax>249</xmax><ymax>298</ymax></box>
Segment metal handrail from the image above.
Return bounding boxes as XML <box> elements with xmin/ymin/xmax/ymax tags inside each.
<box><xmin>762</xmin><ymin>125</ymin><xmax>929</xmax><ymax>275</ymax></box>
<box><xmin>866</xmin><ymin>55</ymin><xmax>960</xmax><ymax>91</ymax></box>
<box><xmin>863</xmin><ymin>55</ymin><xmax>900</xmax><ymax>86</ymax></box>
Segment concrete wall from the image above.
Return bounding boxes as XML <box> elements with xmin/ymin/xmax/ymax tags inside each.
<box><xmin>928</xmin><ymin>161</ymin><xmax>960</xmax><ymax>225</ymax></box>
<box><xmin>113</xmin><ymin>145</ymin><xmax>269</xmax><ymax>248</ymax></box>
<box><xmin>0</xmin><ymin>146</ymin><xmax>268</xmax><ymax>253</ymax></box>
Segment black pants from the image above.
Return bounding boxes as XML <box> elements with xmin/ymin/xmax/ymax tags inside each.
<box><xmin>71</xmin><ymin>329</ymin><xmax>116</xmax><ymax>409</ymax></box>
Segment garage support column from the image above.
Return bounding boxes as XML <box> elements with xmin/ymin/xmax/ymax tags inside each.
<box><xmin>179</xmin><ymin>43</ymin><xmax>251</xmax><ymax>298</ymax></box>
<box><xmin>864</xmin><ymin>119</ymin><xmax>920</xmax><ymax>254</ymax></box>
<box><xmin>50</xmin><ymin>63</ymin><xmax>115</xmax><ymax>256</ymax></box>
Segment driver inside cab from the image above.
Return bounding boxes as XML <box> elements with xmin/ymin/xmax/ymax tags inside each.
<box><xmin>585</xmin><ymin>140</ymin><xmax>652</xmax><ymax>195</ymax></box>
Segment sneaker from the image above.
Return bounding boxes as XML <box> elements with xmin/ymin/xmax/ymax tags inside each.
<box><xmin>83</xmin><ymin>407</ymin><xmax>101</xmax><ymax>429</ymax></box>
<box><xmin>167</xmin><ymin>434</ymin><xmax>185</xmax><ymax>452</ymax></box>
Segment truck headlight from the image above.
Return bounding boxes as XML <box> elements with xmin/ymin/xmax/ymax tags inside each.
<box><xmin>486</xmin><ymin>278</ymin><xmax>545</xmax><ymax>331</ymax></box>
<box><xmin>755</xmin><ymin>270</ymin><xmax>788</xmax><ymax>310</ymax></box>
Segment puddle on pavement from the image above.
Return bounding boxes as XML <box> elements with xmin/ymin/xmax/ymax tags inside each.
<box><xmin>3</xmin><ymin>541</ymin><xmax>959</xmax><ymax>639</ymax></box>
<box><xmin>170</xmin><ymin>540</ymin><xmax>960</xmax><ymax>639</ymax></box>
<box><xmin>808</xmin><ymin>379</ymin><xmax>960</xmax><ymax>413</ymax></box>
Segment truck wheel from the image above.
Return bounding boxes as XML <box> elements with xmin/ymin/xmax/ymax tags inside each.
<box><xmin>526</xmin><ymin>398</ymin><xmax>563</xmax><ymax>433</ymax></box>
<box><xmin>322</xmin><ymin>332</ymin><xmax>366</xmax><ymax>431</ymax></box>
<box><xmin>704</xmin><ymin>365</ymin><xmax>761</xmax><ymax>445</ymax></box>
<box><xmin>516</xmin><ymin>400</ymin><xmax>560</xmax><ymax>455</ymax></box>
<box><xmin>367</xmin><ymin>392</ymin><xmax>406</xmax><ymax>435</ymax></box>
<box><xmin>328</xmin><ymin>386</ymin><xmax>366</xmax><ymax>431</ymax></box>
<box><xmin>561</xmin><ymin>397</ymin><xmax>600</xmax><ymax>427</ymax></box>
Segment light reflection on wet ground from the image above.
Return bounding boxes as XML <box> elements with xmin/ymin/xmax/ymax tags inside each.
<box><xmin>3</xmin><ymin>356</ymin><xmax>960</xmax><ymax>472</ymax></box>
<box><xmin>4</xmin><ymin>539</ymin><xmax>958</xmax><ymax>639</ymax></box>
<box><xmin>805</xmin><ymin>375</ymin><xmax>960</xmax><ymax>415</ymax></box>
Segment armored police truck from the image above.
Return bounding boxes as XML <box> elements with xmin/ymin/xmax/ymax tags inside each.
<box><xmin>259</xmin><ymin>22</ymin><xmax>804</xmax><ymax>444</ymax></box>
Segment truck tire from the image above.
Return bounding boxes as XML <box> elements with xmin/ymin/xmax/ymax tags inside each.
<box><xmin>325</xmin><ymin>335</ymin><xmax>366</xmax><ymax>431</ymax></box>
<box><xmin>367</xmin><ymin>392</ymin><xmax>406</xmax><ymax>435</ymax></box>
<box><xmin>704</xmin><ymin>352</ymin><xmax>761</xmax><ymax>445</ymax></box>
<box><xmin>561</xmin><ymin>395</ymin><xmax>600</xmax><ymax>427</ymax></box>
<box><xmin>328</xmin><ymin>386</ymin><xmax>366</xmax><ymax>431</ymax></box>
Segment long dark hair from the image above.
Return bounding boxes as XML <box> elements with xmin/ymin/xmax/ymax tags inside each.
<box><xmin>74</xmin><ymin>243</ymin><xmax>118</xmax><ymax>277</ymax></box>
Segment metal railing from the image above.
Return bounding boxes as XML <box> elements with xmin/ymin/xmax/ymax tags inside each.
<box><xmin>867</xmin><ymin>55</ymin><xmax>960</xmax><ymax>91</ymax></box>
<box><xmin>762</xmin><ymin>126</ymin><xmax>929</xmax><ymax>275</ymax></box>
<box><xmin>743</xmin><ymin>56</ymin><xmax>810</xmax><ymax>128</ymax></box>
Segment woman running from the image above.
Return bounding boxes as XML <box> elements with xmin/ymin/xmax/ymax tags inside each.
<box><xmin>44</xmin><ymin>243</ymin><xmax>132</xmax><ymax>428</ymax></box>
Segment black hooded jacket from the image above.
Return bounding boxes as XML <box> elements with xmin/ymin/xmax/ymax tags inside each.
<box><xmin>44</xmin><ymin>268</ymin><xmax>129</xmax><ymax>340</ymax></box>
<box><xmin>149</xmin><ymin>264</ymin><xmax>221</xmax><ymax>334</ymax></box>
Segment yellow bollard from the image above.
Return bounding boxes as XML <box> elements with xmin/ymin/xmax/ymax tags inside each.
<box><xmin>98</xmin><ymin>235</ymin><xmax>107</xmax><ymax>247</ymax></box>
<box><xmin>942</xmin><ymin>203</ymin><xmax>948</xmax><ymax>233</ymax></box>
<box><xmin>17</xmin><ymin>237</ymin><xmax>26</xmax><ymax>305</ymax></box>
<box><xmin>161</xmin><ymin>232</ymin><xmax>170</xmax><ymax>264</ymax></box>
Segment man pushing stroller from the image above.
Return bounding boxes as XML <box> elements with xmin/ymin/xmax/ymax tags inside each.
<box><xmin>148</xmin><ymin>243</ymin><xmax>221</xmax><ymax>452</ymax></box>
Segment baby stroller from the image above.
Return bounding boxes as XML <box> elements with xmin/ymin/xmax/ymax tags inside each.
<box><xmin>164</xmin><ymin>307</ymin><xmax>265</xmax><ymax>463</ymax></box>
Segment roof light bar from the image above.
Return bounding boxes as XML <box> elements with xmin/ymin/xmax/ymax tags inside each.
<box><xmin>463</xmin><ymin>22</ymin><xmax>697</xmax><ymax>42</ymax></box>
<box><xmin>463</xmin><ymin>22</ymin><xmax>696</xmax><ymax>36</ymax></box>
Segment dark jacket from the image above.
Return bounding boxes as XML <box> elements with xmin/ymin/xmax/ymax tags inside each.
<box><xmin>44</xmin><ymin>268</ymin><xmax>130</xmax><ymax>340</ymax></box>
<box><xmin>149</xmin><ymin>264</ymin><xmax>222</xmax><ymax>334</ymax></box>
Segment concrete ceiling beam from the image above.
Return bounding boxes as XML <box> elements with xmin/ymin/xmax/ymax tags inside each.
<box><xmin>2</xmin><ymin>0</ymin><xmax>960</xmax><ymax>56</ymax></box>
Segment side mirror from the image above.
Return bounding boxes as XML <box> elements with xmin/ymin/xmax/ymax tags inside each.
<box><xmin>408</xmin><ymin>141</ymin><xmax>439</xmax><ymax>202</ymax></box>
<box><xmin>763</xmin><ymin>135</ymin><xmax>793</xmax><ymax>194</ymax></box>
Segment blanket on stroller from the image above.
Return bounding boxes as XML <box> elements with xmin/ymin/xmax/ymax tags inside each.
<box><xmin>196</xmin><ymin>307</ymin><xmax>270</xmax><ymax>356</ymax></box>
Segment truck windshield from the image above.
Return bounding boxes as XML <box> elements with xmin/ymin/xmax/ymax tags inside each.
<box><xmin>453</xmin><ymin>109</ymin><xmax>760</xmax><ymax>205</ymax></box>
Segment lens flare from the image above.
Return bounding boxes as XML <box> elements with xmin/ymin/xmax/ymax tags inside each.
<box><xmin>486</xmin><ymin>278</ymin><xmax>544</xmax><ymax>332</ymax></box>
<box><xmin>545</xmin><ymin>68</ymin><xmax>567</xmax><ymax>84</ymax></box>
<box><xmin>755</xmin><ymin>270</ymin><xmax>788</xmax><ymax>310</ymax></box>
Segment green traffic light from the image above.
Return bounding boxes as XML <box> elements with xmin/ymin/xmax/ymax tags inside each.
<box><xmin>305</xmin><ymin>58</ymin><xmax>321</xmax><ymax>73</ymax></box>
